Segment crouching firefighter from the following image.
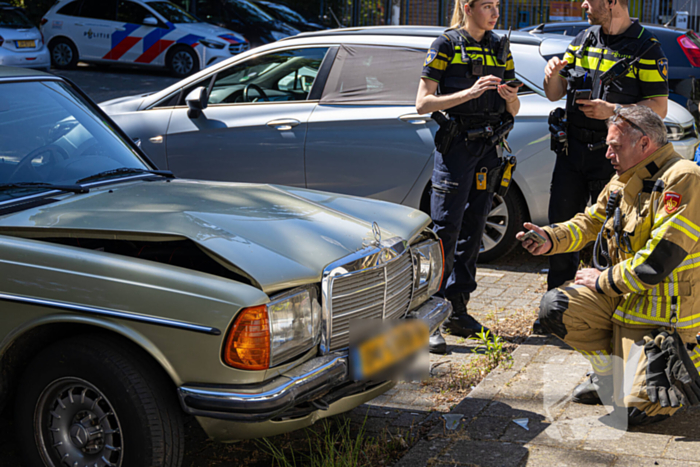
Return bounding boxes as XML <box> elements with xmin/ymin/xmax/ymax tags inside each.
<box><xmin>519</xmin><ymin>107</ymin><xmax>700</xmax><ymax>426</ymax></box>
<box><xmin>416</xmin><ymin>0</ymin><xmax>521</xmax><ymax>354</ymax></box>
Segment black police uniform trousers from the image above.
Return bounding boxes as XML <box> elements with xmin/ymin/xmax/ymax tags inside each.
<box><xmin>547</xmin><ymin>136</ymin><xmax>614</xmax><ymax>290</ymax></box>
<box><xmin>431</xmin><ymin>135</ymin><xmax>500</xmax><ymax>305</ymax></box>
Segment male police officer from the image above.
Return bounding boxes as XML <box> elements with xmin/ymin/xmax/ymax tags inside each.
<box><xmin>520</xmin><ymin>107</ymin><xmax>700</xmax><ymax>424</ymax></box>
<box><xmin>543</xmin><ymin>0</ymin><xmax>669</xmax><ymax>292</ymax></box>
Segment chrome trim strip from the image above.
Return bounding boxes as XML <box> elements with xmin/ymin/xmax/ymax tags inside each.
<box><xmin>0</xmin><ymin>293</ymin><xmax>221</xmax><ymax>335</ymax></box>
<box><xmin>180</xmin><ymin>355</ymin><xmax>347</xmax><ymax>401</ymax></box>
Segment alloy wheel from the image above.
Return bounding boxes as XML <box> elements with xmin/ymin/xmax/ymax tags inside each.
<box><xmin>52</xmin><ymin>43</ymin><xmax>73</xmax><ymax>67</ymax></box>
<box><xmin>35</xmin><ymin>377</ymin><xmax>123</xmax><ymax>467</ymax></box>
<box><xmin>480</xmin><ymin>194</ymin><xmax>509</xmax><ymax>254</ymax></box>
<box><xmin>171</xmin><ymin>50</ymin><xmax>194</xmax><ymax>76</ymax></box>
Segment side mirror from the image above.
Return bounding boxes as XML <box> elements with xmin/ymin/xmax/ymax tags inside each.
<box><xmin>186</xmin><ymin>86</ymin><xmax>209</xmax><ymax>119</ymax></box>
<box><xmin>143</xmin><ymin>16</ymin><xmax>158</xmax><ymax>26</ymax></box>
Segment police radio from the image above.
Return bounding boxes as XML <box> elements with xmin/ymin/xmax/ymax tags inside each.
<box><xmin>497</xmin><ymin>28</ymin><xmax>512</xmax><ymax>65</ymax></box>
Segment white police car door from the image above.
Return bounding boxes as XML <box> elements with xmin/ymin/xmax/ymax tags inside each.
<box><xmin>164</xmin><ymin>47</ymin><xmax>330</xmax><ymax>186</ymax></box>
<box><xmin>111</xmin><ymin>1</ymin><xmax>166</xmax><ymax>65</ymax></box>
<box><xmin>72</xmin><ymin>0</ymin><xmax>118</xmax><ymax>60</ymax></box>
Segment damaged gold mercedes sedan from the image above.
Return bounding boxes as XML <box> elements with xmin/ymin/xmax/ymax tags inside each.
<box><xmin>0</xmin><ymin>67</ymin><xmax>450</xmax><ymax>467</ymax></box>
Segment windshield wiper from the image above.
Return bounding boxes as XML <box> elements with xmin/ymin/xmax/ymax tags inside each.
<box><xmin>0</xmin><ymin>182</ymin><xmax>89</xmax><ymax>194</ymax></box>
<box><xmin>76</xmin><ymin>168</ymin><xmax>175</xmax><ymax>184</ymax></box>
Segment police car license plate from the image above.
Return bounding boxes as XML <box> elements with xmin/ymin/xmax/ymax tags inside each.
<box><xmin>351</xmin><ymin>320</ymin><xmax>428</xmax><ymax>381</ymax></box>
<box><xmin>16</xmin><ymin>40</ymin><xmax>35</xmax><ymax>49</ymax></box>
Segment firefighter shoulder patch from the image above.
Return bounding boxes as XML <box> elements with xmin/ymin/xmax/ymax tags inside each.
<box><xmin>658</xmin><ymin>57</ymin><xmax>669</xmax><ymax>80</ymax></box>
<box><xmin>424</xmin><ymin>49</ymin><xmax>438</xmax><ymax>67</ymax></box>
<box><xmin>664</xmin><ymin>191</ymin><xmax>681</xmax><ymax>213</ymax></box>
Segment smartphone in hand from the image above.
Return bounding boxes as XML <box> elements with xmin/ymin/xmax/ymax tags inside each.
<box><xmin>574</xmin><ymin>89</ymin><xmax>592</xmax><ymax>101</ymax></box>
<box><xmin>520</xmin><ymin>230</ymin><xmax>547</xmax><ymax>246</ymax></box>
<box><xmin>506</xmin><ymin>79</ymin><xmax>523</xmax><ymax>88</ymax></box>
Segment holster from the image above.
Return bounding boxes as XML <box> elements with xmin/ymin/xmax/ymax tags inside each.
<box><xmin>432</xmin><ymin>111</ymin><xmax>460</xmax><ymax>154</ymax></box>
<box><xmin>549</xmin><ymin>108</ymin><xmax>568</xmax><ymax>156</ymax></box>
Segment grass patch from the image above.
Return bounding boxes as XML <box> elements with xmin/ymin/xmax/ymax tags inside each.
<box><xmin>257</xmin><ymin>415</ymin><xmax>416</xmax><ymax>467</ymax></box>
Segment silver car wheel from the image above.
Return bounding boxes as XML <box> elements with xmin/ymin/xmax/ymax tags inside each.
<box><xmin>171</xmin><ymin>50</ymin><xmax>194</xmax><ymax>76</ymax></box>
<box><xmin>35</xmin><ymin>377</ymin><xmax>123</xmax><ymax>467</ymax></box>
<box><xmin>52</xmin><ymin>43</ymin><xmax>73</xmax><ymax>67</ymax></box>
<box><xmin>480</xmin><ymin>194</ymin><xmax>509</xmax><ymax>254</ymax></box>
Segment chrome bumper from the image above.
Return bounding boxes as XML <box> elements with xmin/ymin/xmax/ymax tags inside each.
<box><xmin>177</xmin><ymin>296</ymin><xmax>451</xmax><ymax>422</ymax></box>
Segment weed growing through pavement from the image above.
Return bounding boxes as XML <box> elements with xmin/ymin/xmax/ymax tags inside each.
<box><xmin>468</xmin><ymin>329</ymin><xmax>513</xmax><ymax>370</ymax></box>
<box><xmin>257</xmin><ymin>415</ymin><xmax>415</xmax><ymax>467</ymax></box>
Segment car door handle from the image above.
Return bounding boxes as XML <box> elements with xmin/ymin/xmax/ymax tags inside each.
<box><xmin>74</xmin><ymin>23</ymin><xmax>84</xmax><ymax>26</ymax></box>
<box><xmin>267</xmin><ymin>119</ymin><xmax>300</xmax><ymax>131</ymax></box>
<box><xmin>399</xmin><ymin>114</ymin><xmax>431</xmax><ymax>125</ymax></box>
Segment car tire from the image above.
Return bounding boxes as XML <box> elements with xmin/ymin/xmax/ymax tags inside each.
<box><xmin>167</xmin><ymin>46</ymin><xmax>199</xmax><ymax>78</ymax></box>
<box><xmin>478</xmin><ymin>185</ymin><xmax>528</xmax><ymax>263</ymax></box>
<box><xmin>15</xmin><ymin>335</ymin><xmax>185</xmax><ymax>467</ymax></box>
<box><xmin>49</xmin><ymin>38</ymin><xmax>79</xmax><ymax>69</ymax></box>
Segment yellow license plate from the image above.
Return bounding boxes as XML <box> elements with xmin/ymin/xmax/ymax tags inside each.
<box><xmin>354</xmin><ymin>320</ymin><xmax>428</xmax><ymax>380</ymax></box>
<box><xmin>16</xmin><ymin>40</ymin><xmax>35</xmax><ymax>49</ymax></box>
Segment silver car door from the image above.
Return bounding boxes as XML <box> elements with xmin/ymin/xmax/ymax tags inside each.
<box><xmin>304</xmin><ymin>44</ymin><xmax>437</xmax><ymax>204</ymax></box>
<box><xmin>165</xmin><ymin>46</ymin><xmax>330</xmax><ymax>186</ymax></box>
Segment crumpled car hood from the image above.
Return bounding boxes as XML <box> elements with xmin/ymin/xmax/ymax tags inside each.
<box><xmin>0</xmin><ymin>180</ymin><xmax>430</xmax><ymax>293</ymax></box>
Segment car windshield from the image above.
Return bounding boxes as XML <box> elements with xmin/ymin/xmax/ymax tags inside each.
<box><xmin>147</xmin><ymin>1</ymin><xmax>198</xmax><ymax>23</ymax></box>
<box><xmin>226</xmin><ymin>0</ymin><xmax>274</xmax><ymax>24</ymax></box>
<box><xmin>0</xmin><ymin>80</ymin><xmax>150</xmax><ymax>200</ymax></box>
<box><xmin>259</xmin><ymin>2</ymin><xmax>305</xmax><ymax>23</ymax></box>
<box><xmin>0</xmin><ymin>8</ymin><xmax>34</xmax><ymax>28</ymax></box>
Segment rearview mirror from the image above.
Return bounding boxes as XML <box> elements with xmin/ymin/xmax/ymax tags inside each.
<box><xmin>186</xmin><ymin>87</ymin><xmax>208</xmax><ymax>119</ymax></box>
<box><xmin>143</xmin><ymin>16</ymin><xmax>158</xmax><ymax>26</ymax></box>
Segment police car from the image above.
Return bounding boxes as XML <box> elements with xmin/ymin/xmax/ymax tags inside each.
<box><xmin>41</xmin><ymin>0</ymin><xmax>250</xmax><ymax>77</ymax></box>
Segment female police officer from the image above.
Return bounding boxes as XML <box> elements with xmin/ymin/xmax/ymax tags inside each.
<box><xmin>416</xmin><ymin>0</ymin><xmax>520</xmax><ymax>354</ymax></box>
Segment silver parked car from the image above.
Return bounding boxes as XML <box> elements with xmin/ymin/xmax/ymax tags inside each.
<box><xmin>101</xmin><ymin>26</ymin><xmax>700</xmax><ymax>261</ymax></box>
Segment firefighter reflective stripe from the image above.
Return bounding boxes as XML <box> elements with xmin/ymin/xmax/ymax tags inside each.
<box><xmin>588</xmin><ymin>205</ymin><xmax>606</xmax><ymax>222</ymax></box>
<box><xmin>691</xmin><ymin>347</ymin><xmax>700</xmax><ymax>370</ymax></box>
<box><xmin>676</xmin><ymin>252</ymin><xmax>700</xmax><ymax>272</ymax></box>
<box><xmin>578</xmin><ymin>348</ymin><xmax>613</xmax><ymax>375</ymax></box>
<box><xmin>621</xmin><ymin>260</ymin><xmax>645</xmax><ymax>292</ymax></box>
<box><xmin>668</xmin><ymin>214</ymin><xmax>700</xmax><ymax>242</ymax></box>
<box><xmin>564</xmin><ymin>222</ymin><xmax>584</xmax><ymax>252</ymax></box>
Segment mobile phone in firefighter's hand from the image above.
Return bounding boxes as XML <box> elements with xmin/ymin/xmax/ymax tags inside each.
<box><xmin>520</xmin><ymin>230</ymin><xmax>547</xmax><ymax>246</ymax></box>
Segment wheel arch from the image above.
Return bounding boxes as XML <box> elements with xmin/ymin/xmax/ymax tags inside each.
<box><xmin>47</xmin><ymin>35</ymin><xmax>81</xmax><ymax>55</ymax></box>
<box><xmin>0</xmin><ymin>316</ymin><xmax>181</xmax><ymax>414</ymax></box>
<box><xmin>165</xmin><ymin>43</ymin><xmax>201</xmax><ymax>72</ymax></box>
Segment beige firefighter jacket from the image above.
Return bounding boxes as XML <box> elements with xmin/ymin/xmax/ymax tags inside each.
<box><xmin>543</xmin><ymin>143</ymin><xmax>700</xmax><ymax>339</ymax></box>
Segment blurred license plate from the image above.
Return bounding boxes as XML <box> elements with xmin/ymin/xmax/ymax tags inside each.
<box><xmin>16</xmin><ymin>40</ymin><xmax>35</xmax><ymax>48</ymax></box>
<box><xmin>352</xmin><ymin>320</ymin><xmax>428</xmax><ymax>380</ymax></box>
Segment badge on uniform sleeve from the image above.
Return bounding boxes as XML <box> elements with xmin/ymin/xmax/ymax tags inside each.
<box><xmin>664</xmin><ymin>192</ymin><xmax>681</xmax><ymax>213</ymax></box>
<box><xmin>424</xmin><ymin>49</ymin><xmax>438</xmax><ymax>66</ymax></box>
<box><xmin>658</xmin><ymin>58</ymin><xmax>668</xmax><ymax>79</ymax></box>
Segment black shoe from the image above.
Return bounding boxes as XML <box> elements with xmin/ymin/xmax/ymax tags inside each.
<box><xmin>442</xmin><ymin>314</ymin><xmax>492</xmax><ymax>339</ymax></box>
<box><xmin>572</xmin><ymin>373</ymin><xmax>613</xmax><ymax>405</ymax></box>
<box><xmin>532</xmin><ymin>319</ymin><xmax>546</xmax><ymax>335</ymax></box>
<box><xmin>429</xmin><ymin>329</ymin><xmax>447</xmax><ymax>354</ymax></box>
<box><xmin>443</xmin><ymin>294</ymin><xmax>492</xmax><ymax>338</ymax></box>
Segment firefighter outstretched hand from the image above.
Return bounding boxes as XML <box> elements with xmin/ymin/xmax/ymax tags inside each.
<box><xmin>517</xmin><ymin>222</ymin><xmax>552</xmax><ymax>256</ymax></box>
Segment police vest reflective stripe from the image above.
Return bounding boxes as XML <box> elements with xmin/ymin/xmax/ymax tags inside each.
<box><xmin>436</xmin><ymin>29</ymin><xmax>511</xmax><ymax>119</ymax></box>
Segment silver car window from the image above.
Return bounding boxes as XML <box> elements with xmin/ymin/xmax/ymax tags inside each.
<box><xmin>204</xmin><ymin>47</ymin><xmax>329</xmax><ymax>105</ymax></box>
<box><xmin>319</xmin><ymin>45</ymin><xmax>425</xmax><ymax>105</ymax></box>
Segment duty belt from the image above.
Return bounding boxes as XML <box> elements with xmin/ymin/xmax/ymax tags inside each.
<box><xmin>567</xmin><ymin>125</ymin><xmax>607</xmax><ymax>144</ymax></box>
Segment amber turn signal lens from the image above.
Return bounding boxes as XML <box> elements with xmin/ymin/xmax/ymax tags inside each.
<box><xmin>223</xmin><ymin>305</ymin><xmax>270</xmax><ymax>370</ymax></box>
